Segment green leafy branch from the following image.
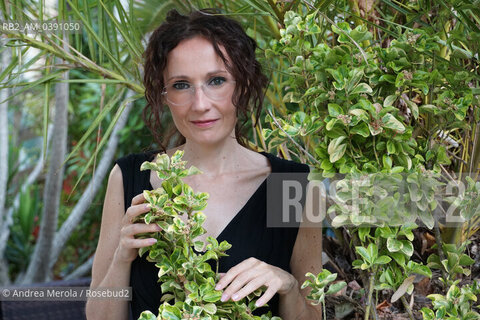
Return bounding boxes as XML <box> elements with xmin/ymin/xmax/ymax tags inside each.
<box><xmin>135</xmin><ymin>150</ymin><xmax>280</xmax><ymax>320</ymax></box>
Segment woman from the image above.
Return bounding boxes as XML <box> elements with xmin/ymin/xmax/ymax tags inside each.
<box><xmin>86</xmin><ymin>9</ymin><xmax>322</xmax><ymax>320</ymax></box>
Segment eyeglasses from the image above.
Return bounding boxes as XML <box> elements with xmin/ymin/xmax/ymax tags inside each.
<box><xmin>162</xmin><ymin>76</ymin><xmax>236</xmax><ymax>106</ymax></box>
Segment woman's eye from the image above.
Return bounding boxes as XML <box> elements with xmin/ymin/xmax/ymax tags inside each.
<box><xmin>208</xmin><ymin>77</ymin><xmax>226</xmax><ymax>86</ymax></box>
<box><xmin>172</xmin><ymin>82</ymin><xmax>190</xmax><ymax>90</ymax></box>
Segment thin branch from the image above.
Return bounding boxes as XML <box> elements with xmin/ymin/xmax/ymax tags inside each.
<box><xmin>439</xmin><ymin>164</ymin><xmax>459</xmax><ymax>188</ymax></box>
<box><xmin>400</xmin><ymin>296</ymin><xmax>415</xmax><ymax>320</ymax></box>
<box><xmin>64</xmin><ymin>255</ymin><xmax>94</xmax><ymax>281</ymax></box>
<box><xmin>469</xmin><ymin>121</ymin><xmax>480</xmax><ymax>176</ymax></box>
<box><xmin>266</xmin><ymin>0</ymin><xmax>284</xmax><ymax>23</ymax></box>
<box><xmin>48</xmin><ymin>32</ymin><xmax>143</xmax><ymax>93</ymax></box>
<box><xmin>3</xmin><ymin>29</ymin><xmax>143</xmax><ymax>94</ymax></box>
<box><xmin>267</xmin><ymin>109</ymin><xmax>320</xmax><ymax>165</ymax></box>
<box><xmin>433</xmin><ymin>218</ymin><xmax>448</xmax><ymax>282</ymax></box>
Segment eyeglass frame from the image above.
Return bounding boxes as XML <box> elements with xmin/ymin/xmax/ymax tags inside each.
<box><xmin>161</xmin><ymin>76</ymin><xmax>236</xmax><ymax>106</ymax></box>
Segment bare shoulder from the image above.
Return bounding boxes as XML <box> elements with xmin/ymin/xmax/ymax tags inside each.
<box><xmin>109</xmin><ymin>163</ymin><xmax>123</xmax><ymax>183</ymax></box>
<box><xmin>105</xmin><ymin>164</ymin><xmax>124</xmax><ymax>209</ymax></box>
<box><xmin>240</xmin><ymin>147</ymin><xmax>270</xmax><ymax>171</ymax></box>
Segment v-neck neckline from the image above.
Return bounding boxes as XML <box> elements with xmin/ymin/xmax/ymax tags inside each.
<box><xmin>146</xmin><ymin>151</ymin><xmax>275</xmax><ymax>242</ymax></box>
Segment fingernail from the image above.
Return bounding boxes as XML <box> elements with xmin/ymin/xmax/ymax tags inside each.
<box><xmin>232</xmin><ymin>294</ymin><xmax>239</xmax><ymax>301</ymax></box>
<box><xmin>221</xmin><ymin>293</ymin><xmax>227</xmax><ymax>302</ymax></box>
<box><xmin>215</xmin><ymin>284</ymin><xmax>221</xmax><ymax>290</ymax></box>
<box><xmin>145</xmin><ymin>204</ymin><xmax>150</xmax><ymax>210</ymax></box>
<box><xmin>255</xmin><ymin>300</ymin><xmax>262</xmax><ymax>307</ymax></box>
<box><xmin>150</xmin><ymin>238</ymin><xmax>157</xmax><ymax>244</ymax></box>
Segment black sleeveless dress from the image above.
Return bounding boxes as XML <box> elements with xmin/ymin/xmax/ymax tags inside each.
<box><xmin>115</xmin><ymin>151</ymin><xmax>309</xmax><ymax>319</ymax></box>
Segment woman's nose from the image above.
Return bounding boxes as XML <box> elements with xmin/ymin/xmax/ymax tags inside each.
<box><xmin>190</xmin><ymin>85</ymin><xmax>211</xmax><ymax>111</ymax></box>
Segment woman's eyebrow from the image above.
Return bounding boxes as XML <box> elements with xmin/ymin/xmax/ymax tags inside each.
<box><xmin>206</xmin><ymin>70</ymin><xmax>228</xmax><ymax>76</ymax></box>
<box><xmin>166</xmin><ymin>75</ymin><xmax>190</xmax><ymax>82</ymax></box>
<box><xmin>166</xmin><ymin>70</ymin><xmax>229</xmax><ymax>82</ymax></box>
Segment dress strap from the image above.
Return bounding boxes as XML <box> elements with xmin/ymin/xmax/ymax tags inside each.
<box><xmin>260</xmin><ymin>152</ymin><xmax>310</xmax><ymax>174</ymax></box>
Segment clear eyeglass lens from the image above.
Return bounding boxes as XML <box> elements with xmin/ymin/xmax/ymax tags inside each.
<box><xmin>163</xmin><ymin>78</ymin><xmax>234</xmax><ymax>106</ymax></box>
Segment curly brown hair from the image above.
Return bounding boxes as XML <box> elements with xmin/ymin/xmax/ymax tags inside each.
<box><xmin>142</xmin><ymin>8</ymin><xmax>269</xmax><ymax>151</ymax></box>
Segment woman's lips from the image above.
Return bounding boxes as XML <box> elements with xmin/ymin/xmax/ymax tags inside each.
<box><xmin>191</xmin><ymin>119</ymin><xmax>218</xmax><ymax>127</ymax></box>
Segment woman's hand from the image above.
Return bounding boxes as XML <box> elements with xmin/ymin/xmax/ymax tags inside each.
<box><xmin>114</xmin><ymin>193</ymin><xmax>162</xmax><ymax>263</ymax></box>
<box><xmin>214</xmin><ymin>257</ymin><xmax>298</xmax><ymax>307</ymax></box>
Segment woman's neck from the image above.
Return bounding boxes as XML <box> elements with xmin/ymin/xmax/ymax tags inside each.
<box><xmin>177</xmin><ymin>138</ymin><xmax>246</xmax><ymax>176</ymax></box>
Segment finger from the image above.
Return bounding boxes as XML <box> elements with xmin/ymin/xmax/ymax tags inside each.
<box><xmin>230</xmin><ymin>277</ymin><xmax>265</xmax><ymax>302</ymax></box>
<box><xmin>215</xmin><ymin>273</ymin><xmax>226</xmax><ymax>282</ymax></box>
<box><xmin>255</xmin><ymin>286</ymin><xmax>277</xmax><ymax>308</ymax></box>
<box><xmin>221</xmin><ymin>272</ymin><xmax>258</xmax><ymax>302</ymax></box>
<box><xmin>216</xmin><ymin>258</ymin><xmax>261</xmax><ymax>290</ymax></box>
<box><xmin>122</xmin><ymin>222</ymin><xmax>162</xmax><ymax>238</ymax></box>
<box><xmin>131</xmin><ymin>193</ymin><xmax>146</xmax><ymax>206</ymax></box>
<box><xmin>221</xmin><ymin>267</ymin><xmax>266</xmax><ymax>302</ymax></box>
<box><xmin>125</xmin><ymin>203</ymin><xmax>151</xmax><ymax>223</ymax></box>
<box><xmin>121</xmin><ymin>237</ymin><xmax>158</xmax><ymax>249</ymax></box>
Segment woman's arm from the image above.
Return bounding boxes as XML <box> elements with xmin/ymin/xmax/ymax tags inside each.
<box><xmin>85</xmin><ymin>165</ymin><xmax>159</xmax><ymax>320</ymax></box>
<box><xmin>86</xmin><ymin>165</ymin><xmax>130</xmax><ymax>320</ymax></box>
<box><xmin>278</xmin><ymin>225</ymin><xmax>323</xmax><ymax>319</ymax></box>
